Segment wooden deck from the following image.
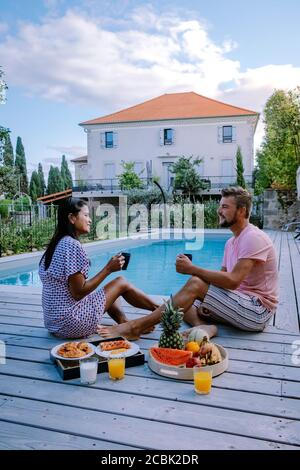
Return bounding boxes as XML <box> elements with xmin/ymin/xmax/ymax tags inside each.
<box><xmin>0</xmin><ymin>230</ymin><xmax>299</xmax><ymax>450</ymax></box>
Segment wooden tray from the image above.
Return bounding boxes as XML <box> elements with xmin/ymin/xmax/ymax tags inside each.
<box><xmin>49</xmin><ymin>337</ymin><xmax>145</xmax><ymax>380</ymax></box>
<box><xmin>148</xmin><ymin>343</ymin><xmax>228</xmax><ymax>380</ymax></box>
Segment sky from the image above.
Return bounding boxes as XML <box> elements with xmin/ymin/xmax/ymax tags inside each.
<box><xmin>1</xmin><ymin>0</ymin><xmax>300</xmax><ymax>180</ymax></box>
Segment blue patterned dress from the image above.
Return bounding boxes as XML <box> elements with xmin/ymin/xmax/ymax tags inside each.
<box><xmin>39</xmin><ymin>236</ymin><xmax>106</xmax><ymax>338</ymax></box>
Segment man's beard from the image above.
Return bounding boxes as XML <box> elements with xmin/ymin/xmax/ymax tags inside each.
<box><xmin>219</xmin><ymin>213</ymin><xmax>238</xmax><ymax>228</ymax></box>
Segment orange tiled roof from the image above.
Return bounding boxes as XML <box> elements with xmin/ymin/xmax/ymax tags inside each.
<box><xmin>70</xmin><ymin>155</ymin><xmax>88</xmax><ymax>162</ymax></box>
<box><xmin>37</xmin><ymin>189</ymin><xmax>72</xmax><ymax>204</ymax></box>
<box><xmin>80</xmin><ymin>92</ymin><xmax>258</xmax><ymax>126</ymax></box>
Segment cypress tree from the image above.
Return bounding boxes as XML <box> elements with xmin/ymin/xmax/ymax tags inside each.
<box><xmin>47</xmin><ymin>166</ymin><xmax>64</xmax><ymax>195</ymax></box>
<box><xmin>38</xmin><ymin>163</ymin><xmax>46</xmax><ymax>196</ymax></box>
<box><xmin>236</xmin><ymin>146</ymin><xmax>246</xmax><ymax>188</ymax></box>
<box><xmin>60</xmin><ymin>154</ymin><xmax>73</xmax><ymax>190</ymax></box>
<box><xmin>3</xmin><ymin>133</ymin><xmax>14</xmax><ymax>167</ymax></box>
<box><xmin>29</xmin><ymin>171</ymin><xmax>40</xmax><ymax>201</ymax></box>
<box><xmin>15</xmin><ymin>136</ymin><xmax>28</xmax><ymax>193</ymax></box>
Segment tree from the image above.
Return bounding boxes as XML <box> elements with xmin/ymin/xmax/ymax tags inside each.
<box><xmin>60</xmin><ymin>155</ymin><xmax>73</xmax><ymax>190</ymax></box>
<box><xmin>118</xmin><ymin>161</ymin><xmax>143</xmax><ymax>190</ymax></box>
<box><xmin>15</xmin><ymin>136</ymin><xmax>28</xmax><ymax>193</ymax></box>
<box><xmin>255</xmin><ymin>88</ymin><xmax>300</xmax><ymax>194</ymax></box>
<box><xmin>235</xmin><ymin>146</ymin><xmax>246</xmax><ymax>188</ymax></box>
<box><xmin>38</xmin><ymin>163</ymin><xmax>46</xmax><ymax>196</ymax></box>
<box><xmin>169</xmin><ymin>156</ymin><xmax>204</xmax><ymax>199</ymax></box>
<box><xmin>3</xmin><ymin>133</ymin><xmax>14</xmax><ymax>167</ymax></box>
<box><xmin>0</xmin><ymin>165</ymin><xmax>18</xmax><ymax>197</ymax></box>
<box><xmin>47</xmin><ymin>165</ymin><xmax>64</xmax><ymax>195</ymax></box>
<box><xmin>29</xmin><ymin>170</ymin><xmax>40</xmax><ymax>201</ymax></box>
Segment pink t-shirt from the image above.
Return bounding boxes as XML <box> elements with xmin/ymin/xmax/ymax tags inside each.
<box><xmin>222</xmin><ymin>224</ymin><xmax>279</xmax><ymax>312</ymax></box>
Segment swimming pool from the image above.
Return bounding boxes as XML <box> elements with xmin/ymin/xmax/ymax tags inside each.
<box><xmin>0</xmin><ymin>233</ymin><xmax>230</xmax><ymax>295</ymax></box>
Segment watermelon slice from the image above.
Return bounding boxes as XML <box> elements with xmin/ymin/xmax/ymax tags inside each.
<box><xmin>150</xmin><ymin>347</ymin><xmax>192</xmax><ymax>366</ymax></box>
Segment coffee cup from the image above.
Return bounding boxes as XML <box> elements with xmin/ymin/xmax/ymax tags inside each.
<box><xmin>121</xmin><ymin>252</ymin><xmax>131</xmax><ymax>270</ymax></box>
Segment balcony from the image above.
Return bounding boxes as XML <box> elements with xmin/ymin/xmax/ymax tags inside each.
<box><xmin>73</xmin><ymin>175</ymin><xmax>254</xmax><ymax>195</ymax></box>
<box><xmin>72</xmin><ymin>178</ymin><xmax>153</xmax><ymax>194</ymax></box>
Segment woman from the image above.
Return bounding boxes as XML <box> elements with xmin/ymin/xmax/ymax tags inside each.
<box><xmin>39</xmin><ymin>197</ymin><xmax>157</xmax><ymax>339</ymax></box>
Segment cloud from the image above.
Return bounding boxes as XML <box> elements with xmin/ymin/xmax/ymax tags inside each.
<box><xmin>0</xmin><ymin>7</ymin><xmax>240</xmax><ymax>108</ymax></box>
<box><xmin>0</xmin><ymin>22</ymin><xmax>8</xmax><ymax>34</ymax></box>
<box><xmin>218</xmin><ymin>64</ymin><xmax>300</xmax><ymax>151</ymax></box>
<box><xmin>47</xmin><ymin>145</ymin><xmax>86</xmax><ymax>157</ymax></box>
<box><xmin>1</xmin><ymin>5</ymin><xmax>300</xmax><ymax>152</ymax></box>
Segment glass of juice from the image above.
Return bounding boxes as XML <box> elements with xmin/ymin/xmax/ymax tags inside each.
<box><xmin>193</xmin><ymin>366</ymin><xmax>213</xmax><ymax>394</ymax></box>
<box><xmin>107</xmin><ymin>353</ymin><xmax>125</xmax><ymax>380</ymax></box>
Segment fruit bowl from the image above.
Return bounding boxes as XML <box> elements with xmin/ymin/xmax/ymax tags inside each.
<box><xmin>148</xmin><ymin>343</ymin><xmax>229</xmax><ymax>380</ymax></box>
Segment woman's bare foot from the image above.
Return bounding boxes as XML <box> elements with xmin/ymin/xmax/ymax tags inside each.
<box><xmin>182</xmin><ymin>324</ymin><xmax>217</xmax><ymax>341</ymax></box>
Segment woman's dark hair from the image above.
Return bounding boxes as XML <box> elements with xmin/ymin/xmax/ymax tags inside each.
<box><xmin>41</xmin><ymin>197</ymin><xmax>87</xmax><ymax>270</ymax></box>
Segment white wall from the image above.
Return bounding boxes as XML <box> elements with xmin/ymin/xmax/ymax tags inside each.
<box><xmin>74</xmin><ymin>163</ymin><xmax>88</xmax><ymax>181</ymax></box>
<box><xmin>83</xmin><ymin>115</ymin><xmax>257</xmax><ymax>187</ymax></box>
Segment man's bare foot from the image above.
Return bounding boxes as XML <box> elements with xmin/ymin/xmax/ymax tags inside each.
<box><xmin>182</xmin><ymin>324</ymin><xmax>217</xmax><ymax>341</ymax></box>
<box><xmin>97</xmin><ymin>322</ymin><xmax>140</xmax><ymax>340</ymax></box>
<box><xmin>141</xmin><ymin>325</ymin><xmax>155</xmax><ymax>334</ymax></box>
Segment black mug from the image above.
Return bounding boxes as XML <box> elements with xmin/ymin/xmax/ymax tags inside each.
<box><xmin>184</xmin><ymin>253</ymin><xmax>193</xmax><ymax>261</ymax></box>
<box><xmin>121</xmin><ymin>252</ymin><xmax>131</xmax><ymax>270</ymax></box>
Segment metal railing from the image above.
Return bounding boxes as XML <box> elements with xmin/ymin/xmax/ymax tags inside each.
<box><xmin>73</xmin><ymin>175</ymin><xmax>254</xmax><ymax>193</ymax></box>
<box><xmin>72</xmin><ymin>178</ymin><xmax>153</xmax><ymax>193</ymax></box>
<box><xmin>199</xmin><ymin>175</ymin><xmax>253</xmax><ymax>189</ymax></box>
<box><xmin>0</xmin><ymin>204</ymin><xmax>58</xmax><ymax>256</ymax></box>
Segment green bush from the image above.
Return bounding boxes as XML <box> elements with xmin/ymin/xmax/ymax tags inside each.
<box><xmin>204</xmin><ymin>200</ymin><xmax>219</xmax><ymax>228</ymax></box>
<box><xmin>0</xmin><ymin>199</ymin><xmax>12</xmax><ymax>219</ymax></box>
<box><xmin>0</xmin><ymin>214</ymin><xmax>56</xmax><ymax>254</ymax></box>
<box><xmin>13</xmin><ymin>196</ymin><xmax>31</xmax><ymax>211</ymax></box>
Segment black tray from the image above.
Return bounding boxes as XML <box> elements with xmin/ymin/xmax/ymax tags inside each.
<box><xmin>49</xmin><ymin>337</ymin><xmax>145</xmax><ymax>381</ymax></box>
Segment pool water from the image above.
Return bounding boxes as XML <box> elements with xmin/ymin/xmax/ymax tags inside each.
<box><xmin>0</xmin><ymin>236</ymin><xmax>230</xmax><ymax>295</ymax></box>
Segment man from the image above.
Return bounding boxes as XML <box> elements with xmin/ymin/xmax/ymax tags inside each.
<box><xmin>98</xmin><ymin>187</ymin><xmax>279</xmax><ymax>340</ymax></box>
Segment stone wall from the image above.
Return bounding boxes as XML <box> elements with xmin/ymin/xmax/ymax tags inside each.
<box><xmin>263</xmin><ymin>189</ymin><xmax>300</xmax><ymax>229</ymax></box>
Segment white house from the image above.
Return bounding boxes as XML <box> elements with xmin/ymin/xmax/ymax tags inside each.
<box><xmin>77</xmin><ymin>92</ymin><xmax>259</xmax><ymax>192</ymax></box>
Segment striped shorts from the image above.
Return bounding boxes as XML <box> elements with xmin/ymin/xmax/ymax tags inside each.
<box><xmin>194</xmin><ymin>285</ymin><xmax>274</xmax><ymax>332</ymax></box>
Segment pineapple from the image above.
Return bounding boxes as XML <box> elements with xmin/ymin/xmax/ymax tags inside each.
<box><xmin>158</xmin><ymin>296</ymin><xmax>185</xmax><ymax>350</ymax></box>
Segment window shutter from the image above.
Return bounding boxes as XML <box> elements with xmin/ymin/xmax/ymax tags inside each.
<box><xmin>100</xmin><ymin>132</ymin><xmax>105</xmax><ymax>148</ymax></box>
<box><xmin>159</xmin><ymin>128</ymin><xmax>164</xmax><ymax>146</ymax></box>
<box><xmin>232</xmin><ymin>126</ymin><xmax>236</xmax><ymax>142</ymax></box>
<box><xmin>113</xmin><ymin>132</ymin><xmax>118</xmax><ymax>148</ymax></box>
<box><xmin>217</xmin><ymin>126</ymin><xmax>222</xmax><ymax>143</ymax></box>
<box><xmin>172</xmin><ymin>128</ymin><xmax>175</xmax><ymax>145</ymax></box>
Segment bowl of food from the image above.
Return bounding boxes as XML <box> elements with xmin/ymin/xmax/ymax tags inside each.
<box><xmin>148</xmin><ymin>327</ymin><xmax>229</xmax><ymax>380</ymax></box>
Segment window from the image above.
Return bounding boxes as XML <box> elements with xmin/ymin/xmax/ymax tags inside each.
<box><xmin>222</xmin><ymin>126</ymin><xmax>233</xmax><ymax>143</ymax></box>
<box><xmin>105</xmin><ymin>131</ymin><xmax>114</xmax><ymax>148</ymax></box>
<box><xmin>164</xmin><ymin>128</ymin><xmax>173</xmax><ymax>145</ymax></box>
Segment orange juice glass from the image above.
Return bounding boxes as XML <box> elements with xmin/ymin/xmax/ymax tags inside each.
<box><xmin>193</xmin><ymin>366</ymin><xmax>213</xmax><ymax>394</ymax></box>
<box><xmin>108</xmin><ymin>354</ymin><xmax>125</xmax><ymax>380</ymax></box>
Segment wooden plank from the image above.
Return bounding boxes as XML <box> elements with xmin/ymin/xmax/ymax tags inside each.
<box><xmin>0</xmin><ymin>308</ymin><xmax>43</xmax><ymax>319</ymax></box>
<box><xmin>0</xmin><ymin>323</ymin><xmax>293</xmax><ymax>356</ymax></box>
<box><xmin>5</xmin><ymin>342</ymin><xmax>297</xmax><ymax>370</ymax></box>
<box><xmin>0</xmin><ymin>303</ymin><xmax>43</xmax><ymax>312</ymax></box>
<box><xmin>0</xmin><ymin>420</ymin><xmax>135</xmax><ymax>450</ymax></box>
<box><xmin>271</xmin><ymin>230</ymin><xmax>282</xmax><ymax>327</ymax></box>
<box><xmin>4</xmin><ymin>340</ymin><xmax>300</xmax><ymax>381</ymax></box>
<box><xmin>0</xmin><ymin>330</ymin><xmax>290</xmax><ymax>358</ymax></box>
<box><xmin>0</xmin><ymin>394</ymin><xmax>297</xmax><ymax>450</ymax></box>
<box><xmin>288</xmin><ymin>233</ymin><xmax>300</xmax><ymax>327</ymax></box>
<box><xmin>0</xmin><ymin>356</ymin><xmax>298</xmax><ymax>404</ymax></box>
<box><xmin>0</xmin><ymin>367</ymin><xmax>298</xmax><ymax>423</ymax></box>
<box><xmin>0</xmin><ymin>375</ymin><xmax>300</xmax><ymax>447</ymax></box>
<box><xmin>275</xmin><ymin>233</ymin><xmax>299</xmax><ymax>332</ymax></box>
